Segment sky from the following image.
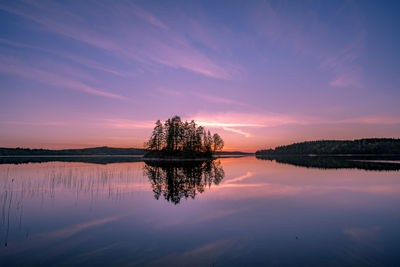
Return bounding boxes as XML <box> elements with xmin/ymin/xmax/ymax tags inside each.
<box><xmin>0</xmin><ymin>0</ymin><xmax>399</xmax><ymax>152</ymax></box>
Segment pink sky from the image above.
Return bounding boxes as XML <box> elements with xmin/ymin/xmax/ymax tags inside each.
<box><xmin>0</xmin><ymin>1</ymin><xmax>399</xmax><ymax>152</ymax></box>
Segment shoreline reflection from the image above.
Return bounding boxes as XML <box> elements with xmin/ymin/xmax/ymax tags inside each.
<box><xmin>256</xmin><ymin>155</ymin><xmax>400</xmax><ymax>171</ymax></box>
<box><xmin>143</xmin><ymin>160</ymin><xmax>225</xmax><ymax>204</ymax></box>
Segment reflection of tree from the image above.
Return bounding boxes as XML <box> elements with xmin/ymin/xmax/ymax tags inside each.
<box><xmin>143</xmin><ymin>160</ymin><xmax>225</xmax><ymax>204</ymax></box>
<box><xmin>256</xmin><ymin>155</ymin><xmax>400</xmax><ymax>171</ymax></box>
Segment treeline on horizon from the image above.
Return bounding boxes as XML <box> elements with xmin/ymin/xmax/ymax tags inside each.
<box><xmin>145</xmin><ymin>116</ymin><xmax>224</xmax><ymax>158</ymax></box>
<box><xmin>0</xmin><ymin>147</ymin><xmax>146</xmax><ymax>156</ymax></box>
<box><xmin>256</xmin><ymin>138</ymin><xmax>400</xmax><ymax>155</ymax></box>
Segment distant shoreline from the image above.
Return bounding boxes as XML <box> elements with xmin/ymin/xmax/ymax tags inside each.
<box><xmin>256</xmin><ymin>138</ymin><xmax>400</xmax><ymax>156</ymax></box>
<box><xmin>256</xmin><ymin>153</ymin><xmax>400</xmax><ymax>157</ymax></box>
<box><xmin>0</xmin><ymin>154</ymin><xmax>144</xmax><ymax>158</ymax></box>
<box><xmin>0</xmin><ymin>147</ymin><xmax>253</xmax><ymax>157</ymax></box>
<box><xmin>0</xmin><ymin>153</ymin><xmax>250</xmax><ymax>165</ymax></box>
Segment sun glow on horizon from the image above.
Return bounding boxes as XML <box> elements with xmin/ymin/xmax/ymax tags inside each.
<box><xmin>0</xmin><ymin>1</ymin><xmax>399</xmax><ymax>150</ymax></box>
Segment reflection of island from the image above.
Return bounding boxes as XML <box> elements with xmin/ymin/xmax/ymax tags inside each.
<box><xmin>256</xmin><ymin>155</ymin><xmax>400</xmax><ymax>171</ymax></box>
<box><xmin>143</xmin><ymin>160</ymin><xmax>225</xmax><ymax>204</ymax></box>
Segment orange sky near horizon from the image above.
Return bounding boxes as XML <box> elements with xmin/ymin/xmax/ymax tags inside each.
<box><xmin>1</xmin><ymin>1</ymin><xmax>399</xmax><ymax>151</ymax></box>
<box><xmin>1</xmin><ymin>114</ymin><xmax>399</xmax><ymax>152</ymax></box>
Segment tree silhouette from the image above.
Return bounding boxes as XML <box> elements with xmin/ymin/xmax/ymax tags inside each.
<box><xmin>146</xmin><ymin>120</ymin><xmax>164</xmax><ymax>151</ymax></box>
<box><xmin>145</xmin><ymin>116</ymin><xmax>224</xmax><ymax>158</ymax></box>
<box><xmin>212</xmin><ymin>133</ymin><xmax>224</xmax><ymax>152</ymax></box>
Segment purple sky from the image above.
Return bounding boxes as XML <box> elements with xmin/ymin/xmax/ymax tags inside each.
<box><xmin>0</xmin><ymin>0</ymin><xmax>399</xmax><ymax>151</ymax></box>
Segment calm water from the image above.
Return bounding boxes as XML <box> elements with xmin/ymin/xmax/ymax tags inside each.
<box><xmin>1</xmin><ymin>156</ymin><xmax>400</xmax><ymax>266</ymax></box>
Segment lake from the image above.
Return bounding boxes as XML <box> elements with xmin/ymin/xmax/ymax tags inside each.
<box><xmin>1</xmin><ymin>156</ymin><xmax>400</xmax><ymax>266</ymax></box>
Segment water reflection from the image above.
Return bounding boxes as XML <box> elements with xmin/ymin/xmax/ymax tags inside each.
<box><xmin>143</xmin><ymin>160</ymin><xmax>225</xmax><ymax>204</ymax></box>
<box><xmin>1</xmin><ymin>157</ymin><xmax>400</xmax><ymax>266</ymax></box>
<box><xmin>0</xmin><ymin>162</ymin><xmax>148</xmax><ymax>247</ymax></box>
<box><xmin>0</xmin><ymin>156</ymin><xmax>143</xmax><ymax>165</ymax></box>
<box><xmin>256</xmin><ymin>155</ymin><xmax>400</xmax><ymax>171</ymax></box>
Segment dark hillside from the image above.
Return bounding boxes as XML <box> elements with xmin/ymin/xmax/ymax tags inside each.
<box><xmin>256</xmin><ymin>138</ymin><xmax>400</xmax><ymax>155</ymax></box>
<box><xmin>0</xmin><ymin>147</ymin><xmax>147</xmax><ymax>156</ymax></box>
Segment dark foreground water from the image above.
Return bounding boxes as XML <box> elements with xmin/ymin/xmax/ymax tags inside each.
<box><xmin>1</xmin><ymin>156</ymin><xmax>400</xmax><ymax>266</ymax></box>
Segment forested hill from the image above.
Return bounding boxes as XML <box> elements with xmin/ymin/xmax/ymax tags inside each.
<box><xmin>256</xmin><ymin>138</ymin><xmax>400</xmax><ymax>156</ymax></box>
<box><xmin>0</xmin><ymin>147</ymin><xmax>147</xmax><ymax>156</ymax></box>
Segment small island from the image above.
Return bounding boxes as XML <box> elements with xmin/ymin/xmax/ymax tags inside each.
<box><xmin>144</xmin><ymin>116</ymin><xmax>224</xmax><ymax>159</ymax></box>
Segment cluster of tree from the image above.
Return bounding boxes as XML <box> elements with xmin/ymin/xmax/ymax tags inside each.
<box><xmin>143</xmin><ymin>160</ymin><xmax>225</xmax><ymax>204</ymax></box>
<box><xmin>145</xmin><ymin>116</ymin><xmax>224</xmax><ymax>158</ymax></box>
<box><xmin>256</xmin><ymin>138</ymin><xmax>400</xmax><ymax>156</ymax></box>
<box><xmin>0</xmin><ymin>147</ymin><xmax>146</xmax><ymax>156</ymax></box>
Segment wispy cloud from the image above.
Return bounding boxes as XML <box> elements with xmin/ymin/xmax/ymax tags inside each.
<box><xmin>157</xmin><ymin>87</ymin><xmax>183</xmax><ymax>96</ymax></box>
<box><xmin>189</xmin><ymin>111</ymin><xmax>400</xmax><ymax>138</ymax></box>
<box><xmin>0</xmin><ymin>38</ymin><xmax>36</xmax><ymax>49</ymax></box>
<box><xmin>0</xmin><ymin>1</ymin><xmax>240</xmax><ymax>80</ymax></box>
<box><xmin>50</xmin><ymin>51</ymin><xmax>135</xmax><ymax>77</ymax></box>
<box><xmin>323</xmin><ymin>30</ymin><xmax>366</xmax><ymax>88</ymax></box>
<box><xmin>337</xmin><ymin>115</ymin><xmax>400</xmax><ymax>125</ymax></box>
<box><xmin>101</xmin><ymin>119</ymin><xmax>155</xmax><ymax>129</ymax></box>
<box><xmin>253</xmin><ymin>1</ymin><xmax>366</xmax><ymax>88</ymax></box>
<box><xmin>1</xmin><ymin>38</ymin><xmax>139</xmax><ymax>77</ymax></box>
<box><xmin>190</xmin><ymin>112</ymin><xmax>307</xmax><ymax>137</ymax></box>
<box><xmin>191</xmin><ymin>112</ymin><xmax>306</xmax><ymax>126</ymax></box>
<box><xmin>128</xmin><ymin>3</ymin><xmax>169</xmax><ymax>30</ymax></box>
<box><xmin>1</xmin><ymin>120</ymin><xmax>66</xmax><ymax>126</ymax></box>
<box><xmin>222</xmin><ymin>127</ymin><xmax>253</xmax><ymax>138</ymax></box>
<box><xmin>192</xmin><ymin>92</ymin><xmax>246</xmax><ymax>106</ymax></box>
<box><xmin>0</xmin><ymin>55</ymin><xmax>127</xmax><ymax>100</ymax></box>
<box><xmin>329</xmin><ymin>70</ymin><xmax>363</xmax><ymax>88</ymax></box>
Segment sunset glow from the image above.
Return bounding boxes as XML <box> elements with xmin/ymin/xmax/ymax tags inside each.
<box><xmin>1</xmin><ymin>1</ymin><xmax>399</xmax><ymax>151</ymax></box>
